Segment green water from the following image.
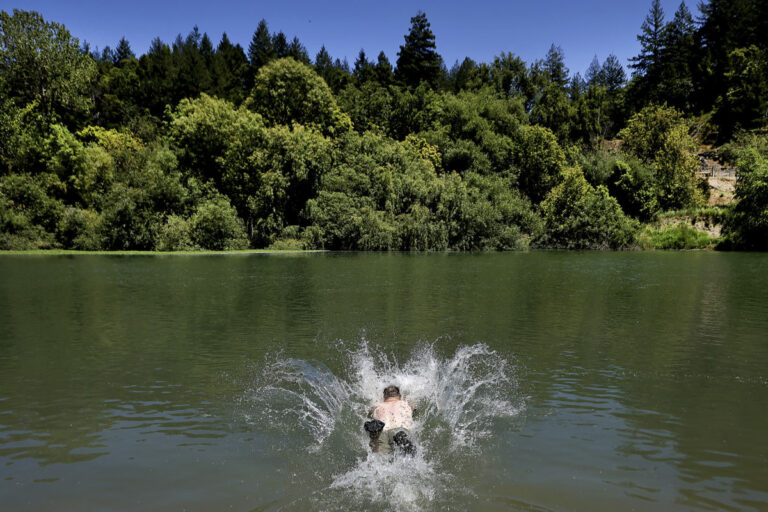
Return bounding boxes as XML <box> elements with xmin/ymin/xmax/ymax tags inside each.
<box><xmin>1</xmin><ymin>252</ymin><xmax>767</xmax><ymax>511</ymax></box>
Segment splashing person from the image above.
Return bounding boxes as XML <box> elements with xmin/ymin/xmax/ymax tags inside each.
<box><xmin>364</xmin><ymin>385</ymin><xmax>416</xmax><ymax>456</ymax></box>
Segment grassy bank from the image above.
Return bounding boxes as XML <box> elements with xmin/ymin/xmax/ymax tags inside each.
<box><xmin>637</xmin><ymin>223</ymin><xmax>720</xmax><ymax>250</ymax></box>
<box><xmin>0</xmin><ymin>249</ymin><xmax>325</xmax><ymax>256</ymax></box>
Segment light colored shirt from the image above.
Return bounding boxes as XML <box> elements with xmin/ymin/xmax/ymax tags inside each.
<box><xmin>372</xmin><ymin>399</ymin><xmax>413</xmax><ymax>431</ymax></box>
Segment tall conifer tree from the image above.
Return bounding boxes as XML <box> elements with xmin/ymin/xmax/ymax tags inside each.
<box><xmin>287</xmin><ymin>36</ymin><xmax>309</xmax><ymax>64</ymax></box>
<box><xmin>374</xmin><ymin>51</ymin><xmax>393</xmax><ymax>85</ymax></box>
<box><xmin>354</xmin><ymin>49</ymin><xmax>374</xmax><ymax>84</ymax></box>
<box><xmin>629</xmin><ymin>0</ymin><xmax>666</xmax><ymax>79</ymax></box>
<box><xmin>114</xmin><ymin>37</ymin><xmax>134</xmax><ymax>64</ymax></box>
<box><xmin>248</xmin><ymin>20</ymin><xmax>274</xmax><ymax>71</ymax></box>
<box><xmin>212</xmin><ymin>33</ymin><xmax>248</xmax><ymax>103</ymax></box>
<box><xmin>543</xmin><ymin>44</ymin><xmax>569</xmax><ymax>88</ymax></box>
<box><xmin>601</xmin><ymin>54</ymin><xmax>626</xmax><ymax>93</ymax></box>
<box><xmin>585</xmin><ymin>56</ymin><xmax>603</xmax><ymax>87</ymax></box>
<box><xmin>395</xmin><ymin>11</ymin><xmax>443</xmax><ymax>88</ymax></box>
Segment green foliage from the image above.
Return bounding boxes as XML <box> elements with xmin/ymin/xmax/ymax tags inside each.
<box><xmin>539</xmin><ymin>167</ymin><xmax>638</xmax><ymax>249</ymax></box>
<box><xmin>304</xmin><ymin>131</ymin><xmax>540</xmax><ymax>251</ymax></box>
<box><xmin>189</xmin><ymin>196</ymin><xmax>248</xmax><ymax>250</ymax></box>
<box><xmin>0</xmin><ymin>174</ymin><xmax>62</xmax><ymax>249</ymax></box>
<box><xmin>531</xmin><ymin>84</ymin><xmax>574</xmax><ymax>142</ymax></box>
<box><xmin>637</xmin><ymin>223</ymin><xmax>716</xmax><ymax>249</ymax></box>
<box><xmin>0</xmin><ymin>9</ymin><xmax>96</xmax><ymax>123</ymax></box>
<box><xmin>722</xmin><ymin>143</ymin><xmax>768</xmax><ymax>250</ymax></box>
<box><xmin>580</xmin><ymin>151</ymin><xmax>659</xmax><ymax>220</ymax></box>
<box><xmin>43</xmin><ymin>124</ymin><xmax>115</xmax><ymax>207</ymax></box>
<box><xmin>619</xmin><ymin>105</ymin><xmax>706</xmax><ymax>211</ymax></box>
<box><xmin>0</xmin><ymin>100</ymin><xmax>50</xmax><ymax>174</ymax></box>
<box><xmin>608</xmin><ymin>158</ymin><xmax>659</xmax><ymax>221</ymax></box>
<box><xmin>388</xmin><ymin>84</ymin><xmax>442</xmax><ymax>140</ymax></box>
<box><xmin>306</xmin><ymin>131</ymin><xmax>440</xmax><ymax>250</ymax></box>
<box><xmin>246</xmin><ymin>58</ymin><xmax>352</xmax><ymax>136</ymax></box>
<box><xmin>337</xmin><ymin>82</ymin><xmax>395</xmax><ymax>134</ymax></box>
<box><xmin>514</xmin><ymin>125</ymin><xmax>566</xmax><ymax>203</ymax></box>
<box><xmin>100</xmin><ymin>184</ymin><xmax>160</xmax><ymax>250</ymax></box>
<box><xmin>211</xmin><ymin>33</ymin><xmax>249</xmax><ymax>105</ymax></box>
<box><xmin>57</xmin><ymin>207</ymin><xmax>103</xmax><ymax>250</ymax></box>
<box><xmin>0</xmin><ymin>173</ymin><xmax>64</xmax><ymax>235</ymax></box>
<box><xmin>422</xmin><ymin>88</ymin><xmax>524</xmax><ymax>177</ymax></box>
<box><xmin>718</xmin><ymin>46</ymin><xmax>768</xmax><ymax>138</ymax></box>
<box><xmin>156</xmin><ymin>214</ymin><xmax>195</xmax><ymax>251</ymax></box>
<box><xmin>245</xmin><ymin>124</ymin><xmax>333</xmax><ymax>245</ymax></box>
<box><xmin>3</xmin><ymin>8</ymin><xmax>768</xmax><ymax>252</ymax></box>
<box><xmin>168</xmin><ymin>93</ymin><xmax>264</xmax><ymax>187</ymax></box>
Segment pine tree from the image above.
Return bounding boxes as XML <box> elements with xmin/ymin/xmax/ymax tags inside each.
<box><xmin>272</xmin><ymin>32</ymin><xmax>288</xmax><ymax>59</ymax></box>
<box><xmin>248</xmin><ymin>20</ymin><xmax>274</xmax><ymax>71</ymax></box>
<box><xmin>660</xmin><ymin>1</ymin><xmax>696</xmax><ymax>109</ymax></box>
<box><xmin>569</xmin><ymin>72</ymin><xmax>586</xmax><ymax>99</ymax></box>
<box><xmin>114</xmin><ymin>37</ymin><xmax>134</xmax><ymax>65</ymax></box>
<box><xmin>212</xmin><ymin>33</ymin><xmax>249</xmax><ymax>104</ymax></box>
<box><xmin>374</xmin><ymin>51</ymin><xmax>393</xmax><ymax>85</ymax></box>
<box><xmin>543</xmin><ymin>44</ymin><xmax>569</xmax><ymax>88</ymax></box>
<box><xmin>697</xmin><ymin>0</ymin><xmax>762</xmax><ymax>111</ymax></box>
<box><xmin>287</xmin><ymin>36</ymin><xmax>309</xmax><ymax>64</ymax></box>
<box><xmin>629</xmin><ymin>0</ymin><xmax>666</xmax><ymax>79</ymax></box>
<box><xmin>450</xmin><ymin>57</ymin><xmax>482</xmax><ymax>91</ymax></box>
<box><xmin>200</xmin><ymin>33</ymin><xmax>215</xmax><ymax>66</ymax></box>
<box><xmin>313</xmin><ymin>46</ymin><xmax>349</xmax><ymax>92</ymax></box>
<box><xmin>601</xmin><ymin>54</ymin><xmax>626</xmax><ymax>93</ymax></box>
<box><xmin>585</xmin><ymin>56</ymin><xmax>603</xmax><ymax>87</ymax></box>
<box><xmin>172</xmin><ymin>27</ymin><xmax>211</xmax><ymax>101</ymax></box>
<box><xmin>395</xmin><ymin>11</ymin><xmax>443</xmax><ymax>88</ymax></box>
<box><xmin>314</xmin><ymin>45</ymin><xmax>333</xmax><ymax>77</ymax></box>
<box><xmin>354</xmin><ymin>49</ymin><xmax>374</xmax><ymax>84</ymax></box>
<box><xmin>138</xmin><ymin>37</ymin><xmax>176</xmax><ymax>116</ymax></box>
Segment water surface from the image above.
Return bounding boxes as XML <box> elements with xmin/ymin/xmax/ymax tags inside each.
<box><xmin>1</xmin><ymin>252</ymin><xmax>767</xmax><ymax>511</ymax></box>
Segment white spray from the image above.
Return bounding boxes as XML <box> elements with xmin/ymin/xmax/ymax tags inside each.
<box><xmin>240</xmin><ymin>339</ymin><xmax>524</xmax><ymax>511</ymax></box>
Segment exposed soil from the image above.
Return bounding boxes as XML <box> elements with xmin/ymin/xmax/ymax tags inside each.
<box><xmin>706</xmin><ymin>176</ymin><xmax>736</xmax><ymax>206</ymax></box>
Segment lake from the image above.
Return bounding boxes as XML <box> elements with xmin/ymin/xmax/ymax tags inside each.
<box><xmin>1</xmin><ymin>252</ymin><xmax>767</xmax><ymax>511</ymax></box>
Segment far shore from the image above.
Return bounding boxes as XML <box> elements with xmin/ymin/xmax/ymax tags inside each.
<box><xmin>0</xmin><ymin>249</ymin><xmax>327</xmax><ymax>256</ymax></box>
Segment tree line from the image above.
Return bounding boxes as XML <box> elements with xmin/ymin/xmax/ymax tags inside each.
<box><xmin>1</xmin><ymin>2</ymin><xmax>767</xmax><ymax>251</ymax></box>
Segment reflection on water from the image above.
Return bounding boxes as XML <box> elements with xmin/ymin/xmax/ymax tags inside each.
<box><xmin>0</xmin><ymin>252</ymin><xmax>767</xmax><ymax>511</ymax></box>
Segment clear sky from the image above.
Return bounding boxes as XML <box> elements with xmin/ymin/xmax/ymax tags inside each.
<box><xmin>9</xmin><ymin>0</ymin><xmax>690</xmax><ymax>77</ymax></box>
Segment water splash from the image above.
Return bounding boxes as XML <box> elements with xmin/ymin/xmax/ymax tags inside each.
<box><xmin>239</xmin><ymin>339</ymin><xmax>524</xmax><ymax>510</ymax></box>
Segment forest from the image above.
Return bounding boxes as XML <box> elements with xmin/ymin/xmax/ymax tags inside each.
<box><xmin>1</xmin><ymin>0</ymin><xmax>767</xmax><ymax>252</ymax></box>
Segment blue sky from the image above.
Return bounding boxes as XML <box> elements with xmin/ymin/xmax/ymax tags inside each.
<box><xmin>9</xmin><ymin>0</ymin><xmax>691</xmax><ymax>76</ymax></box>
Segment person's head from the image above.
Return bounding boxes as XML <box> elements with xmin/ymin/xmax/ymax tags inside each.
<box><xmin>383</xmin><ymin>385</ymin><xmax>401</xmax><ymax>399</ymax></box>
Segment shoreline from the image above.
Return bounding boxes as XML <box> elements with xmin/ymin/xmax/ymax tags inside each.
<box><xmin>0</xmin><ymin>247</ymin><xmax>722</xmax><ymax>256</ymax></box>
<box><xmin>0</xmin><ymin>249</ymin><xmax>328</xmax><ymax>256</ymax></box>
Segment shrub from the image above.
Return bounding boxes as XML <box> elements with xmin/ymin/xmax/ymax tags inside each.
<box><xmin>539</xmin><ymin>167</ymin><xmax>638</xmax><ymax>249</ymax></box>
<box><xmin>514</xmin><ymin>125</ymin><xmax>566</xmax><ymax>203</ymax></box>
<box><xmin>156</xmin><ymin>215</ymin><xmax>195</xmax><ymax>251</ymax></box>
<box><xmin>637</xmin><ymin>223</ymin><xmax>716</xmax><ymax>249</ymax></box>
<box><xmin>0</xmin><ymin>194</ymin><xmax>56</xmax><ymax>249</ymax></box>
<box><xmin>619</xmin><ymin>105</ymin><xmax>706</xmax><ymax>211</ymax></box>
<box><xmin>57</xmin><ymin>207</ymin><xmax>103</xmax><ymax>250</ymax></box>
<box><xmin>100</xmin><ymin>184</ymin><xmax>161</xmax><ymax>250</ymax></box>
<box><xmin>722</xmin><ymin>146</ymin><xmax>768</xmax><ymax>250</ymax></box>
<box><xmin>189</xmin><ymin>196</ymin><xmax>248</xmax><ymax>250</ymax></box>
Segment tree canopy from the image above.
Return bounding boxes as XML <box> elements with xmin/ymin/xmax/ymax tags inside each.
<box><xmin>1</xmin><ymin>6</ymin><xmax>767</xmax><ymax>252</ymax></box>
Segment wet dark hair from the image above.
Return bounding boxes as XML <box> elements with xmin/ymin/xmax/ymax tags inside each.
<box><xmin>383</xmin><ymin>385</ymin><xmax>401</xmax><ymax>399</ymax></box>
